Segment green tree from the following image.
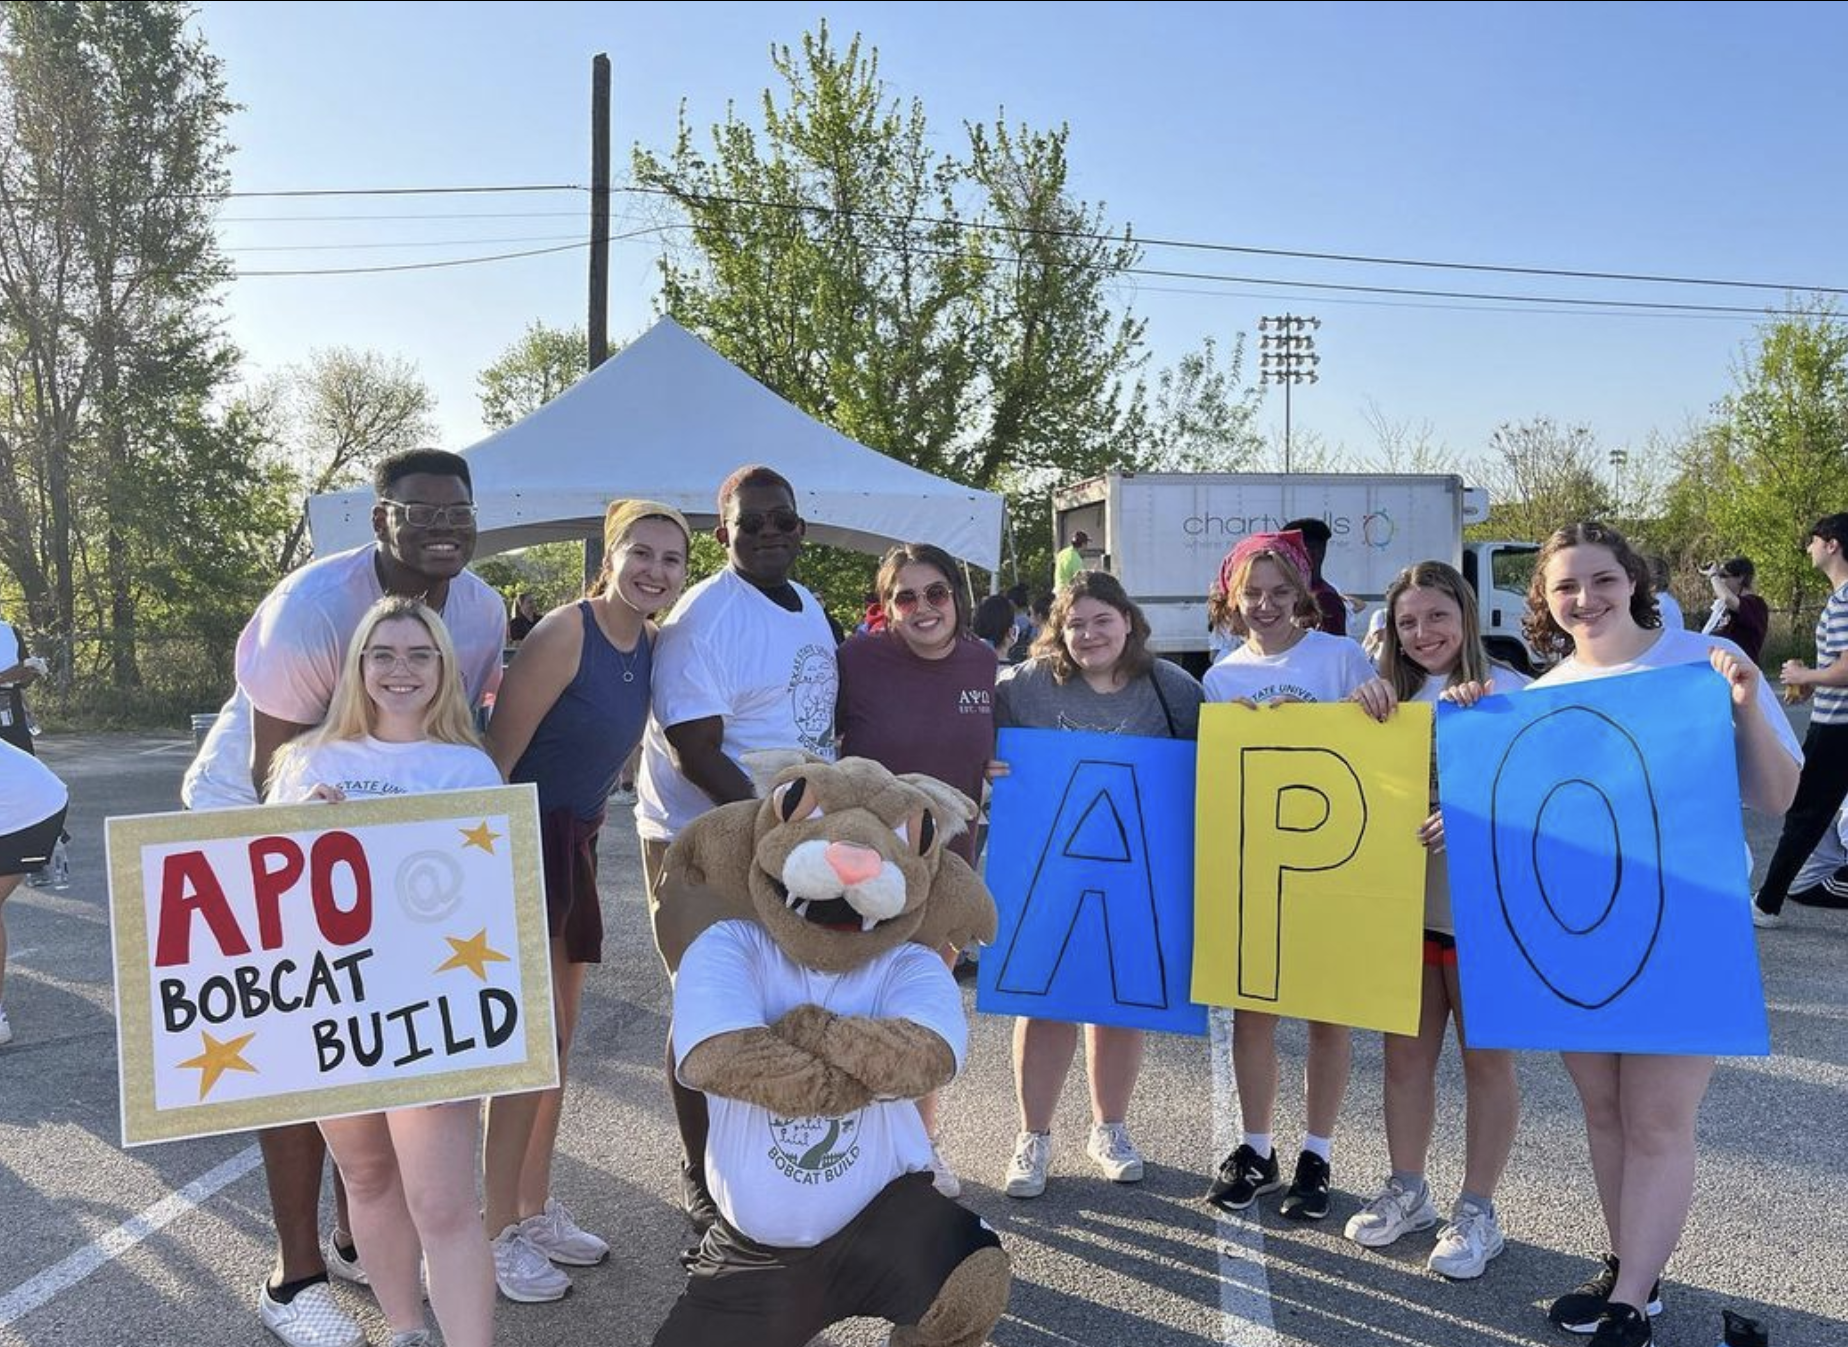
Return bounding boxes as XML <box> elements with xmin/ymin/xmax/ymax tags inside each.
<box><xmin>1135</xmin><ymin>334</ymin><xmax>1265</xmax><ymax>473</ymax></box>
<box><xmin>0</xmin><ymin>0</ymin><xmax>237</xmax><ymax>685</ymax></box>
<box><xmin>1708</xmin><ymin>306</ymin><xmax>1848</xmax><ymax>620</ymax></box>
<box><xmin>478</xmin><ymin>320</ymin><xmax>589</xmax><ymax>431</ymax></box>
<box><xmin>1466</xmin><ymin>416</ymin><xmax>1616</xmax><ymax>544</ymax></box>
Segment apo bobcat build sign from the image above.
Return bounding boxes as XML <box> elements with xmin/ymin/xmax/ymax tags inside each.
<box><xmin>106</xmin><ymin>786</ymin><xmax>556</xmax><ymax>1146</ymax></box>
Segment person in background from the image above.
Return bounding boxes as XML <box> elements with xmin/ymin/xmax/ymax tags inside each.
<box><xmin>1783</xmin><ymin>799</ymin><xmax>1848</xmax><ymax>911</ymax></box>
<box><xmin>508</xmin><ymin>592</ymin><xmax>541</xmax><ymax>644</ymax></box>
<box><xmin>635</xmin><ymin>463</ymin><xmax>838</xmax><ymax>1233</ymax></box>
<box><xmin>836</xmin><ymin>542</ymin><xmax>997</xmax><ymax>1198</ymax></box>
<box><xmin>1754</xmin><ymin>513</ymin><xmax>1848</xmax><ymax>928</ymax></box>
<box><xmin>1646</xmin><ymin>556</ymin><xmax>1684</xmax><ymax>630</ymax></box>
<box><xmin>481</xmin><ymin>500</ymin><xmax>690</xmax><ymax>1302</ymax></box>
<box><xmin>1344</xmin><ymin>561</ymin><xmax>1529</xmax><ymax>1280</ymax></box>
<box><xmin>973</xmin><ymin>594</ymin><xmax>1021</xmax><ymax>662</ymax></box>
<box><xmin>0</xmin><ymin>608</ymin><xmax>46</xmax><ymax>756</ymax></box>
<box><xmin>1457</xmin><ymin>521</ymin><xmax>1796</xmax><ymax>1347</ymax></box>
<box><xmin>1054</xmin><ymin>530</ymin><xmax>1090</xmax><ymax>588</ymax></box>
<box><xmin>1698</xmin><ymin>556</ymin><xmax>1768</xmax><ymax>664</ymax></box>
<box><xmin>1282</xmin><ymin>517</ymin><xmax>1348</xmax><ymax>636</ymax></box>
<box><xmin>995</xmin><ymin>571</ymin><xmax>1204</xmax><ymax>1199</ymax></box>
<box><xmin>1006</xmin><ymin>583</ymin><xmax>1034</xmax><ymax>644</ymax></box>
<box><xmin>0</xmin><ymin>738</ymin><xmax>68</xmax><ymax>1047</ymax></box>
<box><xmin>269</xmin><ymin>598</ymin><xmax>502</xmax><ymax>1347</ymax></box>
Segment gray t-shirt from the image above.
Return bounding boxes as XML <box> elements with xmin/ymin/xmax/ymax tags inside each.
<box><xmin>996</xmin><ymin>657</ymin><xmax>1203</xmax><ymax>740</ymax></box>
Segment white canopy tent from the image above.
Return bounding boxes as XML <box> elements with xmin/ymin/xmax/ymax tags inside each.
<box><xmin>306</xmin><ymin>317</ymin><xmax>1005</xmax><ymax>569</ymax></box>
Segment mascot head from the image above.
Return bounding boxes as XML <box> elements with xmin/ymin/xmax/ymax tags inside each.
<box><xmin>657</xmin><ymin>757</ymin><xmax>998</xmax><ymax>975</ymax></box>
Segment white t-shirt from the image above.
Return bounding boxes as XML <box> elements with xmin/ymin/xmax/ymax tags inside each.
<box><xmin>1203</xmin><ymin>628</ymin><xmax>1377</xmax><ymax>704</ymax></box>
<box><xmin>672</xmin><ymin>920</ymin><xmax>966</xmax><ymax>1248</ymax></box>
<box><xmin>1655</xmin><ymin>590</ymin><xmax>1685</xmax><ymax>631</ymax></box>
<box><xmin>268</xmin><ymin>736</ymin><xmax>501</xmax><ymax>805</ymax></box>
<box><xmin>636</xmin><ymin>569</ymin><xmax>838</xmax><ymax>841</ymax></box>
<box><xmin>0</xmin><ymin>737</ymin><xmax>67</xmax><ymax>833</ymax></box>
<box><xmin>183</xmin><ymin>546</ymin><xmax>506</xmax><ymax>811</ymax></box>
<box><xmin>0</xmin><ymin>619</ymin><xmax>18</xmax><ymax>670</ymax></box>
<box><xmin>1417</xmin><ymin>664</ymin><xmax>1532</xmax><ymax>933</ymax></box>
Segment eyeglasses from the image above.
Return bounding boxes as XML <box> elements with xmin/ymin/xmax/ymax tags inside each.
<box><xmin>892</xmin><ymin>582</ymin><xmax>955</xmax><ymax>613</ymax></box>
<box><xmin>728</xmin><ymin>508</ymin><xmax>803</xmax><ymax>536</ymax></box>
<box><xmin>382</xmin><ymin>500</ymin><xmax>478</xmax><ymax>528</ymax></box>
<box><xmin>363</xmin><ymin>647</ymin><xmax>440</xmax><ymax>672</ymax></box>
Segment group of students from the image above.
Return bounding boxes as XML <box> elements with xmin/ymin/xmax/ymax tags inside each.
<box><xmin>5</xmin><ymin>443</ymin><xmax>1813</xmax><ymax>1347</ymax></box>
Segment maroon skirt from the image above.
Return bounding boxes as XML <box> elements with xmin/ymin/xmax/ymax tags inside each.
<box><xmin>540</xmin><ymin>807</ymin><xmax>606</xmax><ymax>964</ymax></box>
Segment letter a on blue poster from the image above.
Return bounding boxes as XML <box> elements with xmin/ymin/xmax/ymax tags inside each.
<box><xmin>1435</xmin><ymin>663</ymin><xmax>1770</xmax><ymax>1055</ymax></box>
<box><xmin>977</xmin><ymin>728</ymin><xmax>1207</xmax><ymax>1035</ymax></box>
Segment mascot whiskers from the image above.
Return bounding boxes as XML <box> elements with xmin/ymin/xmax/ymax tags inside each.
<box><xmin>650</xmin><ymin>757</ymin><xmax>1009</xmax><ymax>1347</ymax></box>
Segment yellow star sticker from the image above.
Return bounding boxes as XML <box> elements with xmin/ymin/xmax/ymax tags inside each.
<box><xmin>177</xmin><ymin>1029</ymin><xmax>259</xmax><ymax>1101</ymax></box>
<box><xmin>459</xmin><ymin>820</ymin><xmax>501</xmax><ymax>854</ymax></box>
<box><xmin>436</xmin><ymin>928</ymin><xmax>511</xmax><ymax>981</ymax></box>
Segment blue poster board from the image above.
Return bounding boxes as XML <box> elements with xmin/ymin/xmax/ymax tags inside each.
<box><xmin>977</xmin><ymin>728</ymin><xmax>1207</xmax><ymax>1036</ymax></box>
<box><xmin>1435</xmin><ymin>662</ymin><xmax>1769</xmax><ymax>1055</ymax></box>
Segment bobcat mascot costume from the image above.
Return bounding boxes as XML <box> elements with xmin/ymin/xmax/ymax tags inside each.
<box><xmin>650</xmin><ymin>756</ymin><xmax>1010</xmax><ymax>1347</ymax></box>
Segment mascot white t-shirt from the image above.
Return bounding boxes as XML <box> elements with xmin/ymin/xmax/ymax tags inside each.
<box><xmin>673</xmin><ymin>919</ymin><xmax>967</xmax><ymax>1247</ymax></box>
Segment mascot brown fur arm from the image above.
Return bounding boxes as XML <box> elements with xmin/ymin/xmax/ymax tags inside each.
<box><xmin>769</xmin><ymin>1002</ymin><xmax>956</xmax><ymax>1100</ymax></box>
<box><xmin>679</xmin><ymin>1026</ymin><xmax>875</xmax><ymax>1118</ymax></box>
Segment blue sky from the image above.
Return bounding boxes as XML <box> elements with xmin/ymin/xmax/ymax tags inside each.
<box><xmin>192</xmin><ymin>0</ymin><xmax>1848</xmax><ymax>473</ymax></box>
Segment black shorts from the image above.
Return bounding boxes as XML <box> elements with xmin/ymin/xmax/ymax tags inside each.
<box><xmin>1</xmin><ymin>805</ymin><xmax>66</xmax><ymax>875</ymax></box>
<box><xmin>539</xmin><ymin>806</ymin><xmax>605</xmax><ymax>964</ymax></box>
<box><xmin>652</xmin><ymin>1171</ymin><xmax>1000</xmax><ymax>1347</ymax></box>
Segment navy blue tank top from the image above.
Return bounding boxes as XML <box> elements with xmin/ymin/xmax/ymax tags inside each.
<box><xmin>511</xmin><ymin>602</ymin><xmax>652</xmax><ymax>820</ymax></box>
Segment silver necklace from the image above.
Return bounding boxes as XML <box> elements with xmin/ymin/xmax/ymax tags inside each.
<box><xmin>614</xmin><ymin>635</ymin><xmax>643</xmax><ymax>683</ymax></box>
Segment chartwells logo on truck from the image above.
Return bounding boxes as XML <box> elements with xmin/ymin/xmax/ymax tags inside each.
<box><xmin>1049</xmin><ymin>471</ymin><xmax>1537</xmax><ymax>670</ymax></box>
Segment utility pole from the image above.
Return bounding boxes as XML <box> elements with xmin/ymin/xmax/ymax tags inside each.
<box><xmin>1259</xmin><ymin>314</ymin><xmax>1320</xmax><ymax>473</ymax></box>
<box><xmin>1608</xmin><ymin>447</ymin><xmax>1628</xmax><ymax>517</ymax></box>
<box><xmin>588</xmin><ymin>53</ymin><xmax>611</xmax><ymax>370</ymax></box>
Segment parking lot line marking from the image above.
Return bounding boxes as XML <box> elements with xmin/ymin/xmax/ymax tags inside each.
<box><xmin>1210</xmin><ymin>1009</ymin><xmax>1280</xmax><ymax>1347</ymax></box>
<box><xmin>0</xmin><ymin>1144</ymin><xmax>261</xmax><ymax>1328</ymax></box>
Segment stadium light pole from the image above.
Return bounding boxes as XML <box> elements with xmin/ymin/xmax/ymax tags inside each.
<box><xmin>1259</xmin><ymin>314</ymin><xmax>1321</xmax><ymax>473</ymax></box>
<box><xmin>1609</xmin><ymin>447</ymin><xmax>1629</xmax><ymax>516</ymax></box>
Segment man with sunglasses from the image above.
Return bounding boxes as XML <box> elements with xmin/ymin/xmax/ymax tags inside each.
<box><xmin>635</xmin><ymin>463</ymin><xmax>839</xmax><ymax>1232</ymax></box>
<box><xmin>182</xmin><ymin>448</ymin><xmax>507</xmax><ymax>1347</ymax></box>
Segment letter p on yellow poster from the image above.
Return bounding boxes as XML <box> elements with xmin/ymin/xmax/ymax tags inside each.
<box><xmin>106</xmin><ymin>785</ymin><xmax>556</xmax><ymax>1146</ymax></box>
<box><xmin>1192</xmin><ymin>703</ymin><xmax>1430</xmax><ymax>1035</ymax></box>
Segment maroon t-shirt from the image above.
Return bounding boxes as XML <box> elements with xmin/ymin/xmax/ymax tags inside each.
<box><xmin>836</xmin><ymin>632</ymin><xmax>997</xmax><ymax>864</ymax></box>
<box><xmin>1717</xmin><ymin>593</ymin><xmax>1769</xmax><ymax>665</ymax></box>
<box><xmin>1312</xmin><ymin>578</ymin><xmax>1348</xmax><ymax>636</ymax></box>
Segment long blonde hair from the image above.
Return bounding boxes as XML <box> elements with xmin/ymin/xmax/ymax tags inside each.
<box><xmin>269</xmin><ymin>597</ymin><xmax>482</xmax><ymax>792</ymax></box>
<box><xmin>1378</xmin><ymin>561</ymin><xmax>1492</xmax><ymax>702</ymax></box>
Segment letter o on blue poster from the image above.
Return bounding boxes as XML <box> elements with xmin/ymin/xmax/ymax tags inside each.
<box><xmin>977</xmin><ymin>728</ymin><xmax>1206</xmax><ymax>1036</ymax></box>
<box><xmin>1435</xmin><ymin>663</ymin><xmax>1770</xmax><ymax>1056</ymax></box>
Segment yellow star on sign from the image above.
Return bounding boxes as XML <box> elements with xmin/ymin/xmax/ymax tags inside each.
<box><xmin>177</xmin><ymin>1029</ymin><xmax>259</xmax><ymax>1101</ymax></box>
<box><xmin>436</xmin><ymin>928</ymin><xmax>511</xmax><ymax>981</ymax></box>
<box><xmin>459</xmin><ymin>820</ymin><xmax>501</xmax><ymax>854</ymax></box>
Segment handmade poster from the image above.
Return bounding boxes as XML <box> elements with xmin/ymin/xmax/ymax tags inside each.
<box><xmin>1192</xmin><ymin>702</ymin><xmax>1430</xmax><ymax>1035</ymax></box>
<box><xmin>978</xmin><ymin>728</ymin><xmax>1207</xmax><ymax>1035</ymax></box>
<box><xmin>1435</xmin><ymin>662</ymin><xmax>1769</xmax><ymax>1055</ymax></box>
<box><xmin>107</xmin><ymin>785</ymin><xmax>556</xmax><ymax>1146</ymax></box>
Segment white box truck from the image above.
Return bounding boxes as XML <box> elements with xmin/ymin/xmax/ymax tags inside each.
<box><xmin>1049</xmin><ymin>471</ymin><xmax>1543</xmax><ymax>672</ymax></box>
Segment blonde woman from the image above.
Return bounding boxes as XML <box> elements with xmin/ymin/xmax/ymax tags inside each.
<box><xmin>268</xmin><ymin>597</ymin><xmax>501</xmax><ymax>1347</ymax></box>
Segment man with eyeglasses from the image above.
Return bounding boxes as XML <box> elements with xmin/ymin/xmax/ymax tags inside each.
<box><xmin>182</xmin><ymin>448</ymin><xmax>506</xmax><ymax>1347</ymax></box>
<box><xmin>635</xmin><ymin>462</ymin><xmax>839</xmax><ymax>1233</ymax></box>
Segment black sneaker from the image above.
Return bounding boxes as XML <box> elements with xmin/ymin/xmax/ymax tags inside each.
<box><xmin>1549</xmin><ymin>1254</ymin><xmax>1664</xmax><ymax>1334</ymax></box>
<box><xmin>1204</xmin><ymin>1144</ymin><xmax>1283</xmax><ymax>1212</ymax></box>
<box><xmin>1587</xmin><ymin>1304</ymin><xmax>1651</xmax><ymax>1347</ymax></box>
<box><xmin>1278</xmin><ymin>1150</ymin><xmax>1331</xmax><ymax>1221</ymax></box>
<box><xmin>680</xmin><ymin>1161</ymin><xmax>719</xmax><ymax>1236</ymax></box>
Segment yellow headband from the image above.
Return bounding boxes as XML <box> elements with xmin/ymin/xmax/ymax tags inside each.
<box><xmin>603</xmin><ymin>499</ymin><xmax>690</xmax><ymax>554</ymax></box>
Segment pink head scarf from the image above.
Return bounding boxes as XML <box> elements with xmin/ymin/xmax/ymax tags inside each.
<box><xmin>1217</xmin><ymin>529</ymin><xmax>1313</xmax><ymax>596</ymax></box>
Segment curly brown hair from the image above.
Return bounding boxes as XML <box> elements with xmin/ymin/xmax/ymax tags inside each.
<box><xmin>1031</xmin><ymin>571</ymin><xmax>1155</xmax><ymax>684</ymax></box>
<box><xmin>1523</xmin><ymin>521</ymin><xmax>1660</xmax><ymax>659</ymax></box>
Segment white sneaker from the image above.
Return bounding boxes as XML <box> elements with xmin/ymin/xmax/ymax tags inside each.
<box><xmin>1427</xmin><ymin>1198</ymin><xmax>1505</xmax><ymax>1279</ymax></box>
<box><xmin>0</xmin><ymin>1004</ymin><xmax>13</xmax><ymax>1046</ymax></box>
<box><xmin>491</xmin><ymin>1225</ymin><xmax>570</xmax><ymax>1302</ymax></box>
<box><xmin>323</xmin><ymin>1233</ymin><xmax>367</xmax><ymax>1286</ymax></box>
<box><xmin>927</xmin><ymin>1135</ymin><xmax>962</xmax><ymax>1198</ymax></box>
<box><xmin>1003</xmin><ymin>1130</ymin><xmax>1052</xmax><ymax>1199</ymax></box>
<box><xmin>1751</xmin><ymin>902</ymin><xmax>1784</xmax><ymax>929</ymax></box>
<box><xmin>258</xmin><ymin>1281</ymin><xmax>364</xmax><ymax>1347</ymax></box>
<box><xmin>387</xmin><ymin>1333</ymin><xmax>431</xmax><ymax>1347</ymax></box>
<box><xmin>519</xmin><ymin>1197</ymin><xmax>610</xmax><ymax>1266</ymax></box>
<box><xmin>1344</xmin><ymin>1177</ymin><xmax>1439</xmax><ymax>1248</ymax></box>
<box><xmin>1086</xmin><ymin>1122</ymin><xmax>1145</xmax><ymax>1183</ymax></box>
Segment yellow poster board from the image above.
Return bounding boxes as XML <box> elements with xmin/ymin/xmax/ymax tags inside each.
<box><xmin>107</xmin><ymin>785</ymin><xmax>555</xmax><ymax>1146</ymax></box>
<box><xmin>1191</xmin><ymin>702</ymin><xmax>1430</xmax><ymax>1034</ymax></box>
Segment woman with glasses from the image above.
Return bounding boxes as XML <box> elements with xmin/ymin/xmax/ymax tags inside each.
<box><xmin>481</xmin><ymin>501</ymin><xmax>690</xmax><ymax>1302</ymax></box>
<box><xmin>835</xmin><ymin>542</ymin><xmax>998</xmax><ymax>1198</ymax></box>
<box><xmin>266</xmin><ymin>597</ymin><xmax>503</xmax><ymax>1347</ymax></box>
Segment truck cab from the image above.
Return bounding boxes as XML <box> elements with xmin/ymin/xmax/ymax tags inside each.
<box><xmin>1462</xmin><ymin>540</ymin><xmax>1543</xmax><ymax>675</ymax></box>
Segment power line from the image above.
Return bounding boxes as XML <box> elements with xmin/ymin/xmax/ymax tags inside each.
<box><xmin>224</xmin><ymin>232</ymin><xmax>588</xmax><ymax>254</ymax></box>
<box><xmin>219</xmin><ymin>209</ymin><xmax>589</xmax><ymax>223</ymax></box>
<box><xmin>232</xmin><ymin>238</ymin><xmax>588</xmax><ymax>278</ymax></box>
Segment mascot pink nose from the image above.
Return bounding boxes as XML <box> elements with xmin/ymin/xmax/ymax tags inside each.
<box><xmin>824</xmin><ymin>841</ymin><xmax>883</xmax><ymax>887</ymax></box>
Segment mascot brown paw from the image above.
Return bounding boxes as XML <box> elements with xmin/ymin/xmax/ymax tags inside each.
<box><xmin>654</xmin><ymin>759</ymin><xmax>1008</xmax><ymax>1347</ymax></box>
